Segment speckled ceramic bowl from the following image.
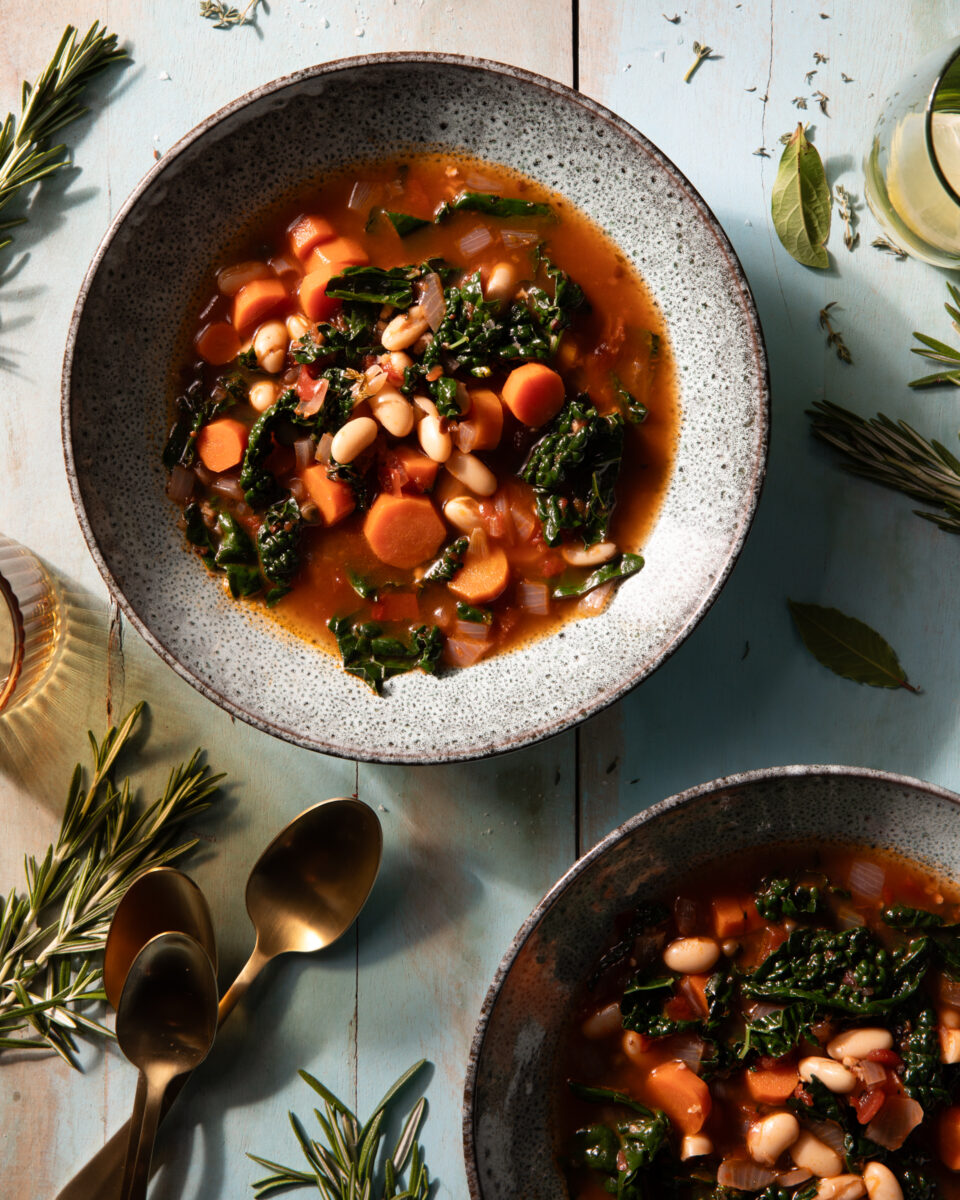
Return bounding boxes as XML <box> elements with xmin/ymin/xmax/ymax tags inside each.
<box><xmin>62</xmin><ymin>54</ymin><xmax>768</xmax><ymax>763</ymax></box>
<box><xmin>463</xmin><ymin>766</ymin><xmax>960</xmax><ymax>1199</ymax></box>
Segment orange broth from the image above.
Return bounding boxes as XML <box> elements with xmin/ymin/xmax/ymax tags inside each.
<box><xmin>168</xmin><ymin>153</ymin><xmax>679</xmax><ymax>683</ymax></box>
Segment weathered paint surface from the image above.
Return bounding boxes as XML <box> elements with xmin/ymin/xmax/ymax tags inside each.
<box><xmin>1</xmin><ymin>2</ymin><xmax>959</xmax><ymax>1197</ymax></box>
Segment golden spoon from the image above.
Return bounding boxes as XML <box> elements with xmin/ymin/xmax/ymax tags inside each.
<box><xmin>115</xmin><ymin>933</ymin><xmax>218</xmax><ymax>1200</ymax></box>
<box><xmin>54</xmin><ymin>796</ymin><xmax>383</xmax><ymax>1200</ymax></box>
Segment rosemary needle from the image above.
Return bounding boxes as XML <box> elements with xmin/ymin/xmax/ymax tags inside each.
<box><xmin>0</xmin><ymin>23</ymin><xmax>125</xmax><ymax>256</ymax></box>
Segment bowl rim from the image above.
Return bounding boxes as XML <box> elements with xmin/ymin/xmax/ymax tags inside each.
<box><xmin>461</xmin><ymin>762</ymin><xmax>960</xmax><ymax>1198</ymax></box>
<box><xmin>61</xmin><ymin>51</ymin><xmax>770</xmax><ymax>764</ymax></box>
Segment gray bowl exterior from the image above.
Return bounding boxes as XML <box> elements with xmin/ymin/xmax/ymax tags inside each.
<box><xmin>463</xmin><ymin>766</ymin><xmax>960</xmax><ymax>1200</ymax></box>
<box><xmin>62</xmin><ymin>54</ymin><xmax>769</xmax><ymax>763</ymax></box>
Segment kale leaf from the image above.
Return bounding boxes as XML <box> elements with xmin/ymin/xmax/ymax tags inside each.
<box><xmin>755</xmin><ymin>876</ymin><xmax>827</xmax><ymax>921</ymax></box>
<box><xmin>568</xmin><ymin>1082</ymin><xmax>670</xmax><ymax>1200</ymax></box>
<box><xmin>429</xmin><ymin>375</ymin><xmax>461</xmax><ymax>418</ymax></box>
<box><xmin>379</xmin><ymin>209</ymin><xmax>430</xmax><ymax>237</ymax></box>
<box><xmin>520</xmin><ymin>395</ymin><xmax>625</xmax><ymax>547</ymax></box>
<box><xmin>423</xmin><ymin>271</ymin><xmax>503</xmax><ymax>376</ymax></box>
<box><xmin>736</xmin><ymin>1002</ymin><xmax>817</xmax><ymax>1060</ymax></box>
<box><xmin>456</xmin><ymin>602</ymin><xmax>492</xmax><ymax>624</ymax></box>
<box><xmin>257</xmin><ymin>498</ymin><xmax>303</xmax><ymax>602</ymax></box>
<box><xmin>183</xmin><ymin>502</ymin><xmax>215</xmax><ymax>556</ymax></box>
<box><xmin>883</xmin><ymin>905</ymin><xmax>947</xmax><ymax>930</ymax></box>
<box><xmin>347</xmin><ymin>570</ymin><xmax>379</xmax><ymax>601</ymax></box>
<box><xmin>163</xmin><ymin>379</ymin><xmax>234</xmax><ymax>469</ymax></box>
<box><xmin>328</xmin><ymin>617</ymin><xmax>443</xmax><ymax>693</ymax></box>
<box><xmin>621</xmin><ymin>972</ymin><xmax>697</xmax><ymax>1039</ymax></box>
<box><xmin>588</xmin><ymin>901</ymin><xmax>669</xmax><ymax>988</ymax></box>
<box><xmin>239</xmin><ymin>387</ymin><xmax>300</xmax><ymax>508</ymax></box>
<box><xmin>293</xmin><ymin>305</ymin><xmax>381</xmax><ymax>366</ymax></box>
<box><xmin>526</xmin><ymin>247</ymin><xmax>586</xmax><ymax>354</ymax></box>
<box><xmin>790</xmin><ymin>1076</ymin><xmax>885</xmax><ymax>1169</ymax></box>
<box><xmin>214</xmin><ymin>513</ymin><xmax>262</xmax><ymax>599</ymax></box>
<box><xmin>900</xmin><ymin>1006</ymin><xmax>949</xmax><ymax>1108</ymax></box>
<box><xmin>743</xmin><ymin>926</ymin><xmax>929</xmax><ymax>1015</ymax></box>
<box><xmin>236</xmin><ymin>346</ymin><xmax>258</xmax><ymax>369</ymax></box>
<box><xmin>325</xmin><ymin>264</ymin><xmax>423</xmax><ymax>308</ymax></box>
<box><xmin>612</xmin><ymin>374</ymin><xmax>649</xmax><ymax>425</ymax></box>
<box><xmin>434</xmin><ymin>191</ymin><xmax>552</xmax><ymax>222</ymax></box>
<box><xmin>420</xmin><ymin>536</ymin><xmax>469</xmax><ymax>584</ymax></box>
<box><xmin>552</xmin><ymin>553</ymin><xmax>644</xmax><ymax>599</ymax></box>
<box><xmin>897</xmin><ymin>1151</ymin><xmax>939</xmax><ymax>1200</ymax></box>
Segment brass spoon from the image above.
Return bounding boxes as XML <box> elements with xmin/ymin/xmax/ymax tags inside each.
<box><xmin>103</xmin><ymin>869</ymin><xmax>217</xmax><ymax>1200</ymax></box>
<box><xmin>55</xmin><ymin>797</ymin><xmax>383</xmax><ymax>1200</ymax></box>
<box><xmin>115</xmin><ymin>933</ymin><xmax>218</xmax><ymax>1200</ymax></box>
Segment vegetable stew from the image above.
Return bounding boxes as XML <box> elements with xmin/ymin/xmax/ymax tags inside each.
<box><xmin>164</xmin><ymin>154</ymin><xmax>678</xmax><ymax>692</ymax></box>
<box><xmin>562</xmin><ymin>846</ymin><xmax>960</xmax><ymax>1199</ymax></box>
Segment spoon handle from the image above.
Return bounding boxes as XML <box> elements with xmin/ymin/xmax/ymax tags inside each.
<box><xmin>216</xmin><ymin>941</ymin><xmax>270</xmax><ymax>1023</ymax></box>
<box><xmin>119</xmin><ymin>1072</ymin><xmax>149</xmax><ymax>1199</ymax></box>
<box><xmin>123</xmin><ymin>1074</ymin><xmax>168</xmax><ymax>1200</ymax></box>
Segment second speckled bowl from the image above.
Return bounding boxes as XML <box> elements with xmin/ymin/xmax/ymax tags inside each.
<box><xmin>62</xmin><ymin>54</ymin><xmax>768</xmax><ymax>763</ymax></box>
<box><xmin>463</xmin><ymin>766</ymin><xmax>960</xmax><ymax>1199</ymax></box>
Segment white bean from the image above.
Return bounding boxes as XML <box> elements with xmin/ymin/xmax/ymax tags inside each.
<box><xmin>418</xmin><ymin>415</ymin><xmax>452</xmax><ymax>463</ymax></box>
<box><xmin>941</xmin><ymin>1027</ymin><xmax>960</xmax><ymax>1063</ymax></box>
<box><xmin>581</xmin><ymin>1002</ymin><xmax>622</xmax><ymax>1040</ymax></box>
<box><xmin>827</xmin><ymin>1028</ymin><xmax>893</xmax><ymax>1063</ymax></box>
<box><xmin>721</xmin><ymin>939</ymin><xmax>740</xmax><ymax>957</ymax></box>
<box><xmin>863</xmin><ymin>1162</ymin><xmax>903</xmax><ymax>1200</ymax></box>
<box><xmin>562</xmin><ymin>542</ymin><xmax>618</xmax><ymax>568</ymax></box>
<box><xmin>248</xmin><ymin>380</ymin><xmax>277</xmax><ymax>413</ymax></box>
<box><xmin>817</xmin><ymin>1176</ymin><xmax>866</xmax><ymax>1200</ymax></box>
<box><xmin>254</xmin><ymin>319</ymin><xmax>288</xmax><ymax>374</ymax></box>
<box><xmin>413</xmin><ymin>394</ymin><xmax>440</xmax><ymax>420</ymax></box>
<box><xmin>331</xmin><ymin>417</ymin><xmax>378</xmax><ymax>464</ymax></box>
<box><xmin>286</xmin><ymin>314</ymin><xmax>311</xmax><ymax>340</ymax></box>
<box><xmin>790</xmin><ymin>1131</ymin><xmax>843</xmax><ymax>1179</ymax></box>
<box><xmin>746</xmin><ymin>1112</ymin><xmax>799</xmax><ymax>1165</ymax></box>
<box><xmin>444</xmin><ymin>496</ymin><xmax>485</xmax><ymax>533</ymax></box>
<box><xmin>484</xmin><ymin>260</ymin><xmax>518</xmax><ymax>306</ymax></box>
<box><xmin>445</xmin><ymin>450</ymin><xmax>497</xmax><ymax>497</ymax></box>
<box><xmin>662</xmin><ymin>937</ymin><xmax>720</xmax><ymax>975</ymax></box>
<box><xmin>799</xmin><ymin>1056</ymin><xmax>857</xmax><ymax>1094</ymax></box>
<box><xmin>622</xmin><ymin>1030</ymin><xmax>649</xmax><ymax>1065</ymax></box>
<box><xmin>373</xmin><ymin>398</ymin><xmax>415</xmax><ymax>438</ymax></box>
<box><xmin>679</xmin><ymin>1134</ymin><xmax>713</xmax><ymax>1161</ymax></box>
<box><xmin>381</xmin><ymin>306</ymin><xmax>429</xmax><ymax>351</ymax></box>
<box><xmin>217</xmin><ymin>260</ymin><xmax>272</xmax><ymax>296</ymax></box>
<box><xmin>384</xmin><ymin>350</ymin><xmax>413</xmax><ymax>376</ymax></box>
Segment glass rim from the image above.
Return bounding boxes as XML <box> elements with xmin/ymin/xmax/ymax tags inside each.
<box><xmin>925</xmin><ymin>39</ymin><xmax>960</xmax><ymax>209</ymax></box>
<box><xmin>0</xmin><ymin>572</ymin><xmax>24</xmax><ymax>711</ymax></box>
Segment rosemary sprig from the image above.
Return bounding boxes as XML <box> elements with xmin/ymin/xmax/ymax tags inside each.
<box><xmin>0</xmin><ymin>703</ymin><xmax>222</xmax><ymax>1065</ymax></box>
<box><xmin>809</xmin><ymin>399</ymin><xmax>960</xmax><ymax>534</ymax></box>
<box><xmin>683</xmin><ymin>42</ymin><xmax>714</xmax><ymax>84</ymax></box>
<box><xmin>249</xmin><ymin>1061</ymin><xmax>430</xmax><ymax>1198</ymax></box>
<box><xmin>818</xmin><ymin>303</ymin><xmax>852</xmax><ymax>364</ymax></box>
<box><xmin>910</xmin><ymin>281</ymin><xmax>960</xmax><ymax>387</ymax></box>
<box><xmin>0</xmin><ymin>23</ymin><xmax>125</xmax><ymax>255</ymax></box>
<box><xmin>200</xmin><ymin>0</ymin><xmax>261</xmax><ymax>26</ymax></box>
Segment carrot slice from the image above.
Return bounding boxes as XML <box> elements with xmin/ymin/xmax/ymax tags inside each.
<box><xmin>299</xmin><ymin>265</ymin><xmax>344</xmax><ymax>322</ymax></box>
<box><xmin>645</xmin><ymin>1062</ymin><xmax>712</xmax><ymax>1135</ymax></box>
<box><xmin>449</xmin><ymin>544</ymin><xmax>510</xmax><ymax>605</ymax></box>
<box><xmin>711</xmin><ymin>895</ymin><xmax>750</xmax><ymax>939</ymax></box>
<box><xmin>458</xmin><ymin>388</ymin><xmax>504</xmax><ymax>450</ymax></box>
<box><xmin>195</xmin><ymin>418</ymin><xmax>249</xmax><ymax>473</ymax></box>
<box><xmin>363</xmin><ymin>494</ymin><xmax>446</xmax><ymax>569</ymax></box>
<box><xmin>288</xmin><ymin>214</ymin><xmax>337</xmax><ymax>262</ymax></box>
<box><xmin>501</xmin><ymin>363</ymin><xmax>566</xmax><ymax>427</ymax></box>
<box><xmin>308</xmin><ymin>235</ymin><xmax>369</xmax><ymax>269</ymax></box>
<box><xmin>194</xmin><ymin>321</ymin><xmax>241</xmax><ymax>366</ymax></box>
<box><xmin>300</xmin><ymin>464</ymin><xmax>355</xmax><ymax>526</ymax></box>
<box><xmin>232</xmin><ymin>278</ymin><xmax>289</xmax><ymax>335</ymax></box>
<box><xmin>744</xmin><ymin>1060</ymin><xmax>800</xmax><ymax>1104</ymax></box>
<box><xmin>382</xmin><ymin>446</ymin><xmax>440</xmax><ymax>494</ymax></box>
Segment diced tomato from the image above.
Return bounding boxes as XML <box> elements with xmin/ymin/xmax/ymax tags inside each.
<box><xmin>855</xmin><ymin>1087</ymin><xmax>886</xmax><ymax>1126</ymax></box>
<box><xmin>371</xmin><ymin>592</ymin><xmax>420</xmax><ymax>622</ymax></box>
<box><xmin>665</xmin><ymin>993</ymin><xmax>698</xmax><ymax>1023</ymax></box>
<box><xmin>297</xmin><ymin>366</ymin><xmax>327</xmax><ymax>405</ymax></box>
<box><xmin>866</xmin><ymin>1048</ymin><xmax>902</xmax><ymax>1067</ymax></box>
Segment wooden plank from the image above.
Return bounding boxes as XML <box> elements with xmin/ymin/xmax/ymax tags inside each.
<box><xmin>577</xmin><ymin>1</ymin><xmax>960</xmax><ymax>849</ymax></box>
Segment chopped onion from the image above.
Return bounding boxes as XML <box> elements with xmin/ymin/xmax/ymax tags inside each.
<box><xmin>446</xmin><ymin>637</ymin><xmax>489</xmax><ymax>668</ymax></box>
<box><xmin>463</xmin><ymin>169</ymin><xmax>502</xmax><ymax>190</ymax></box>
<box><xmin>418</xmin><ymin>272</ymin><xmax>445</xmax><ymax>331</ymax></box>
<box><xmin>296</xmin><ymin>376</ymin><xmax>329</xmax><ymax>418</ymax></box>
<box><xmin>512</xmin><ymin>503</ymin><xmax>537</xmax><ymax>542</ymax></box>
<box><xmin>581</xmin><ymin>1002</ymin><xmax>622</xmax><ymax>1040</ymax></box>
<box><xmin>856</xmin><ymin>1060</ymin><xmax>887</xmax><ymax>1087</ymax></box>
<box><xmin>804</xmin><ymin>1119</ymin><xmax>846</xmax><ymax>1155</ymax></box>
<box><xmin>210</xmin><ymin>476</ymin><xmax>245</xmax><ymax>502</ymax></box>
<box><xmin>364</xmin><ymin>364</ymin><xmax>388</xmax><ymax>395</ymax></box>
<box><xmin>941</xmin><ymin>976</ymin><xmax>960</xmax><ymax>1007</ymax></box>
<box><xmin>669</xmin><ymin>1034</ymin><xmax>705</xmax><ymax>1072</ymax></box>
<box><xmin>288</xmin><ymin>478</ymin><xmax>306</xmax><ymax>503</ymax></box>
<box><xmin>268</xmin><ymin>252</ymin><xmax>301</xmax><ymax>281</ymax></box>
<box><xmin>316</xmin><ymin>433</ymin><xmax>333</xmax><ymax>464</ymax></box>
<box><xmin>494</xmin><ymin>492</ymin><xmax>516</xmax><ymax>543</ymax></box>
<box><xmin>457</xmin><ymin>224</ymin><xmax>493</xmax><ymax>258</ymax></box>
<box><xmin>501</xmin><ymin>227</ymin><xmax>539</xmax><ymax>247</ymax></box>
<box><xmin>517</xmin><ymin>580</ymin><xmax>550</xmax><ymax>615</ymax></box>
<box><xmin>294</xmin><ymin>437</ymin><xmax>316</xmax><ymax>471</ymax></box>
<box><xmin>468</xmin><ymin>526</ymin><xmax>490</xmax><ymax>557</ymax></box>
<box><xmin>848</xmin><ymin>858</ymin><xmax>885</xmax><ymax>899</ymax></box>
<box><xmin>716</xmin><ymin>1160</ymin><xmax>777</xmax><ymax>1191</ymax></box>
<box><xmin>777</xmin><ymin>1169</ymin><xmax>812</xmax><ymax>1187</ymax></box>
<box><xmin>836</xmin><ymin>905</ymin><xmax>866</xmax><ymax>930</ymax></box>
<box><xmin>455</xmin><ymin>619</ymin><xmax>492</xmax><ymax>643</ymax></box>
<box><xmin>456</xmin><ymin>422</ymin><xmax>479</xmax><ymax>453</ymax></box>
<box><xmin>576</xmin><ymin>581</ymin><xmax>614</xmax><ymax>617</ymax></box>
<box><xmin>865</xmin><ymin>1095</ymin><xmax>923</xmax><ymax>1150</ymax></box>
<box><xmin>746</xmin><ymin>1001</ymin><xmax>784</xmax><ymax>1020</ymax></box>
<box><xmin>167</xmin><ymin>465</ymin><xmax>196</xmax><ymax>503</ymax></box>
<box><xmin>348</xmin><ymin>179</ymin><xmax>375</xmax><ymax>211</ymax></box>
<box><xmin>193</xmin><ymin>462</ymin><xmax>214</xmax><ymax>487</ymax></box>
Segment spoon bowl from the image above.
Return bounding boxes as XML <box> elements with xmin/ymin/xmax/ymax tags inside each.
<box><xmin>103</xmin><ymin>867</ymin><xmax>217</xmax><ymax>1011</ymax></box>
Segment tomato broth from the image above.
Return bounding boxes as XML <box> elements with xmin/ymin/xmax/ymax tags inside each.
<box><xmin>164</xmin><ymin>153</ymin><xmax>679</xmax><ymax>691</ymax></box>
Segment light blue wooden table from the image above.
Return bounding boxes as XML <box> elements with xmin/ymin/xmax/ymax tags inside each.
<box><xmin>2</xmin><ymin>2</ymin><xmax>960</xmax><ymax>1196</ymax></box>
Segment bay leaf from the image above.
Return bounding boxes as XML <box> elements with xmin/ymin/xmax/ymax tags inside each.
<box><xmin>788</xmin><ymin>601</ymin><xmax>918</xmax><ymax>691</ymax></box>
<box><xmin>771</xmin><ymin>124</ymin><xmax>831</xmax><ymax>269</ymax></box>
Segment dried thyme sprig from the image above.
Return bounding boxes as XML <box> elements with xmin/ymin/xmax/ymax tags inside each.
<box><xmin>819</xmin><ymin>303</ymin><xmax>853</xmax><ymax>364</ymax></box>
<box><xmin>910</xmin><ymin>281</ymin><xmax>960</xmax><ymax>387</ymax></box>
<box><xmin>248</xmin><ymin>1061</ymin><xmax>430</xmax><ymax>1198</ymax></box>
<box><xmin>0</xmin><ymin>23</ymin><xmax>125</xmax><ymax>255</ymax></box>
<box><xmin>835</xmin><ymin>185</ymin><xmax>859</xmax><ymax>250</ymax></box>
<box><xmin>872</xmin><ymin>235</ymin><xmax>906</xmax><ymax>260</ymax></box>
<box><xmin>0</xmin><ymin>704</ymin><xmax>222</xmax><ymax>1065</ymax></box>
<box><xmin>683</xmin><ymin>42</ymin><xmax>714</xmax><ymax>84</ymax></box>
<box><xmin>809</xmin><ymin>399</ymin><xmax>960</xmax><ymax>534</ymax></box>
<box><xmin>200</xmin><ymin>0</ymin><xmax>261</xmax><ymax>27</ymax></box>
